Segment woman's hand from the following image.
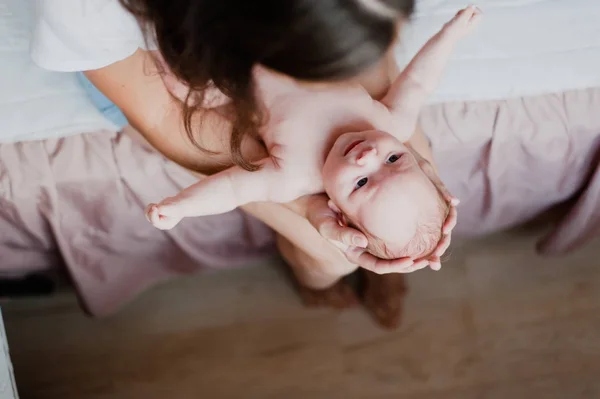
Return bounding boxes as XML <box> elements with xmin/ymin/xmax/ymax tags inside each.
<box><xmin>345</xmin><ymin>202</ymin><xmax>456</xmax><ymax>274</ymax></box>
<box><xmin>303</xmin><ymin>194</ymin><xmax>369</xmax><ymax>250</ymax></box>
<box><xmin>304</xmin><ymin>178</ymin><xmax>459</xmax><ymax>274</ymax></box>
<box><xmin>304</xmin><ymin>194</ymin><xmax>427</xmax><ymax>274</ymax></box>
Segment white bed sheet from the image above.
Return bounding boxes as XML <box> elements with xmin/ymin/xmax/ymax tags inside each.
<box><xmin>396</xmin><ymin>0</ymin><xmax>600</xmax><ymax>103</ymax></box>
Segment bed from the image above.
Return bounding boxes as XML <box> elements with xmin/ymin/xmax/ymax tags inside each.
<box><xmin>401</xmin><ymin>0</ymin><xmax>600</xmax><ymax>254</ymax></box>
<box><xmin>0</xmin><ymin>0</ymin><xmax>274</xmax><ymax>316</ymax></box>
<box><xmin>1</xmin><ymin>0</ymin><xmax>600</xmax><ymax>316</ymax></box>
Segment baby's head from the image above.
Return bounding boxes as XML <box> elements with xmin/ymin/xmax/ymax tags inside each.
<box><xmin>322</xmin><ymin>130</ymin><xmax>449</xmax><ymax>260</ymax></box>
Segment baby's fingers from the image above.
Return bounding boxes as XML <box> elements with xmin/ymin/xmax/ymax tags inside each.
<box><xmin>145</xmin><ymin>204</ymin><xmax>160</xmax><ymax>224</ymax></box>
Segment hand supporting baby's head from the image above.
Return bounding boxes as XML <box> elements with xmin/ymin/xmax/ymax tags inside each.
<box><xmin>342</xmin><ymin>193</ymin><xmax>449</xmax><ymax>260</ymax></box>
<box><xmin>322</xmin><ymin>129</ymin><xmax>449</xmax><ymax>260</ymax></box>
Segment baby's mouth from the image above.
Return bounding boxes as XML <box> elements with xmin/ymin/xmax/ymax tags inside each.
<box><xmin>343</xmin><ymin>140</ymin><xmax>364</xmax><ymax>156</ymax></box>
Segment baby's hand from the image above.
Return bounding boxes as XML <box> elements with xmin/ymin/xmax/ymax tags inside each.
<box><xmin>443</xmin><ymin>5</ymin><xmax>482</xmax><ymax>39</ymax></box>
<box><xmin>145</xmin><ymin>202</ymin><xmax>183</xmax><ymax>230</ymax></box>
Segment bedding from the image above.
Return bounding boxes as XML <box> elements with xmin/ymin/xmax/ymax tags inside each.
<box><xmin>396</xmin><ymin>0</ymin><xmax>600</xmax><ymax>103</ymax></box>
<box><xmin>0</xmin><ymin>130</ymin><xmax>275</xmax><ymax>315</ymax></box>
<box><xmin>0</xmin><ymin>0</ymin><xmax>115</xmax><ymax>143</ymax></box>
<box><xmin>0</xmin><ymin>0</ymin><xmax>274</xmax><ymax>315</ymax></box>
<box><xmin>422</xmin><ymin>87</ymin><xmax>600</xmax><ymax>254</ymax></box>
<box><xmin>403</xmin><ymin>0</ymin><xmax>600</xmax><ymax>254</ymax></box>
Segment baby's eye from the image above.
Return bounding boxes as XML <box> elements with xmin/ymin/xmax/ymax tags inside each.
<box><xmin>387</xmin><ymin>154</ymin><xmax>401</xmax><ymax>163</ymax></box>
<box><xmin>355</xmin><ymin>177</ymin><xmax>368</xmax><ymax>190</ymax></box>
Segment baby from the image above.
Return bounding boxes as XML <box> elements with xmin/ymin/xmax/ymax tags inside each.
<box><xmin>146</xmin><ymin>6</ymin><xmax>480</xmax><ymax>260</ymax></box>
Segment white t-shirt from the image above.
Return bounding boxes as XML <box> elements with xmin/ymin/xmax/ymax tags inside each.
<box><xmin>0</xmin><ymin>0</ymin><xmax>116</xmax><ymax>143</ymax></box>
<box><xmin>30</xmin><ymin>0</ymin><xmax>154</xmax><ymax>72</ymax></box>
<box><xmin>31</xmin><ymin>0</ymin><xmax>228</xmax><ymax>109</ymax></box>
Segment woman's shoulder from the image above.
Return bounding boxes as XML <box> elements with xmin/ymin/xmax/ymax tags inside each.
<box><xmin>31</xmin><ymin>0</ymin><xmax>154</xmax><ymax>72</ymax></box>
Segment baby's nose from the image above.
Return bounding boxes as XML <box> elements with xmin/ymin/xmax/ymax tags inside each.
<box><xmin>356</xmin><ymin>147</ymin><xmax>378</xmax><ymax>165</ymax></box>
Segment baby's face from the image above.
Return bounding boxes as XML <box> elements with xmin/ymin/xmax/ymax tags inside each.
<box><xmin>322</xmin><ymin>130</ymin><xmax>441</xmax><ymax>249</ymax></box>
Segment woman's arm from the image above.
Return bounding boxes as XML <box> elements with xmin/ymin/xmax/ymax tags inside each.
<box><xmin>85</xmin><ymin>49</ymin><xmax>264</xmax><ymax>175</ymax></box>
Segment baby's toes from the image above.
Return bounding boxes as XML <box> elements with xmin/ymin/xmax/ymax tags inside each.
<box><xmin>362</xmin><ymin>272</ymin><xmax>408</xmax><ymax>330</ymax></box>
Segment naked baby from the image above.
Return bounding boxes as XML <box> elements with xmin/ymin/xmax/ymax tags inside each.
<box><xmin>146</xmin><ymin>6</ymin><xmax>480</xmax><ymax>262</ymax></box>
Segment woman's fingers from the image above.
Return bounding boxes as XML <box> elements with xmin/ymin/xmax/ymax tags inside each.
<box><xmin>345</xmin><ymin>247</ymin><xmax>420</xmax><ymax>274</ymax></box>
<box><xmin>307</xmin><ymin>193</ymin><xmax>456</xmax><ymax>274</ymax></box>
<box><xmin>419</xmin><ymin>217</ymin><xmax>454</xmax><ymax>272</ymax></box>
<box><xmin>428</xmin><ymin>257</ymin><xmax>442</xmax><ymax>271</ymax></box>
<box><xmin>306</xmin><ymin>195</ymin><xmax>368</xmax><ymax>248</ymax></box>
<box><xmin>433</xmin><ymin>233</ymin><xmax>452</xmax><ymax>258</ymax></box>
<box><xmin>442</xmin><ymin>206</ymin><xmax>458</xmax><ymax>234</ymax></box>
<box><xmin>321</xmin><ymin>219</ymin><xmax>368</xmax><ymax>248</ymax></box>
<box><xmin>410</xmin><ymin>258</ymin><xmax>431</xmax><ymax>272</ymax></box>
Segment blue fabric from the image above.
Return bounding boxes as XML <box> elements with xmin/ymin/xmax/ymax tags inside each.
<box><xmin>76</xmin><ymin>72</ymin><xmax>128</xmax><ymax>129</ymax></box>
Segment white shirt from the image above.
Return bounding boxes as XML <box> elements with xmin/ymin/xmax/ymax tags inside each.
<box><xmin>0</xmin><ymin>0</ymin><xmax>116</xmax><ymax>143</ymax></box>
<box><xmin>30</xmin><ymin>0</ymin><xmax>227</xmax><ymax>110</ymax></box>
<box><xmin>30</xmin><ymin>0</ymin><xmax>153</xmax><ymax>71</ymax></box>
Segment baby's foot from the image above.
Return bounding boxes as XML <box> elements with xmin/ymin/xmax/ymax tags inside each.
<box><xmin>443</xmin><ymin>5</ymin><xmax>482</xmax><ymax>39</ymax></box>
<box><xmin>361</xmin><ymin>271</ymin><xmax>408</xmax><ymax>330</ymax></box>
<box><xmin>298</xmin><ymin>280</ymin><xmax>359</xmax><ymax>310</ymax></box>
<box><xmin>145</xmin><ymin>202</ymin><xmax>183</xmax><ymax>230</ymax></box>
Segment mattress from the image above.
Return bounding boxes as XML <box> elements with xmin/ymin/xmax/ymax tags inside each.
<box><xmin>0</xmin><ymin>0</ymin><xmax>115</xmax><ymax>143</ymax></box>
<box><xmin>395</xmin><ymin>0</ymin><xmax>600</xmax><ymax>103</ymax></box>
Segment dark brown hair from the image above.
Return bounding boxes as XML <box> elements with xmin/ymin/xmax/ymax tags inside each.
<box><xmin>120</xmin><ymin>0</ymin><xmax>415</xmax><ymax>170</ymax></box>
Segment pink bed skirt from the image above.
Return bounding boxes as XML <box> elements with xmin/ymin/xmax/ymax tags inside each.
<box><xmin>0</xmin><ymin>131</ymin><xmax>275</xmax><ymax>316</ymax></box>
<box><xmin>1</xmin><ymin>87</ymin><xmax>600</xmax><ymax>316</ymax></box>
<box><xmin>423</xmin><ymin>87</ymin><xmax>600</xmax><ymax>254</ymax></box>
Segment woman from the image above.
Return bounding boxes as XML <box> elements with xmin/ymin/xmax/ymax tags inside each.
<box><xmin>30</xmin><ymin>0</ymin><xmax>454</xmax><ymax>310</ymax></box>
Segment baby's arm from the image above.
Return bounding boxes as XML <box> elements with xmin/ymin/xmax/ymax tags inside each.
<box><xmin>146</xmin><ymin>158</ymin><xmax>283</xmax><ymax>230</ymax></box>
<box><xmin>382</xmin><ymin>6</ymin><xmax>481</xmax><ymax>133</ymax></box>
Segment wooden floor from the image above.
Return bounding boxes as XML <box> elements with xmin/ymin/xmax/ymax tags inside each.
<box><xmin>3</xmin><ymin>226</ymin><xmax>600</xmax><ymax>399</ymax></box>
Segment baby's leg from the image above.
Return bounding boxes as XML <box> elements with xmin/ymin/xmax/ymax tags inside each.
<box><xmin>245</xmin><ymin>200</ymin><xmax>360</xmax><ymax>308</ymax></box>
<box><xmin>277</xmin><ymin>235</ymin><xmax>358</xmax><ymax>309</ymax></box>
<box><xmin>361</xmin><ymin>270</ymin><xmax>408</xmax><ymax>329</ymax></box>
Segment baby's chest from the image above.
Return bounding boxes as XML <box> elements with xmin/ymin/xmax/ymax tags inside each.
<box><xmin>275</xmin><ymin>147</ymin><xmax>323</xmax><ymax>190</ymax></box>
<box><xmin>266</xmin><ymin>91</ymin><xmax>391</xmax><ymax>143</ymax></box>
